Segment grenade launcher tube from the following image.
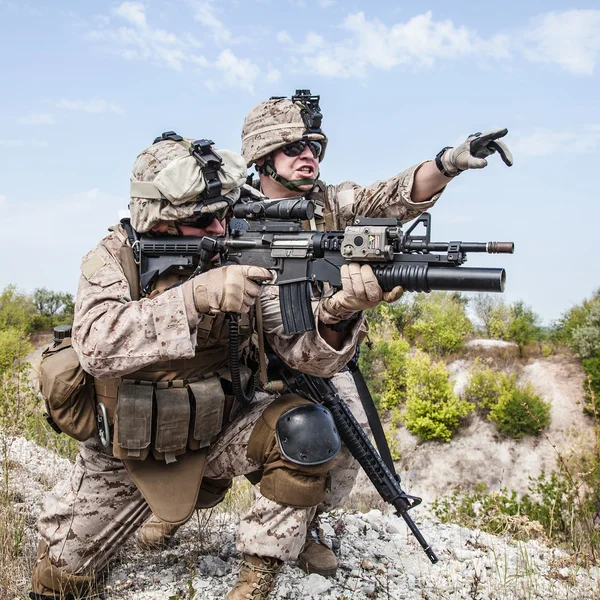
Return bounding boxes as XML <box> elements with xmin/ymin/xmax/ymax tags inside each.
<box><xmin>372</xmin><ymin>264</ymin><xmax>506</xmax><ymax>293</ymax></box>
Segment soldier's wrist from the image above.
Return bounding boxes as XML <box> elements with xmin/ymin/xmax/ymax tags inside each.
<box><xmin>318</xmin><ymin>300</ymin><xmax>356</xmax><ymax>325</ymax></box>
<box><xmin>436</xmin><ymin>147</ymin><xmax>462</xmax><ymax>178</ymax></box>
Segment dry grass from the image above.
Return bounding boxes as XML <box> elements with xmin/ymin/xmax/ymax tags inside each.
<box><xmin>0</xmin><ymin>493</ymin><xmax>35</xmax><ymax>599</ymax></box>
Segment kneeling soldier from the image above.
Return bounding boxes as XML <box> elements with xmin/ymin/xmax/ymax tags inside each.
<box><xmin>31</xmin><ymin>134</ymin><xmax>399</xmax><ymax>600</ymax></box>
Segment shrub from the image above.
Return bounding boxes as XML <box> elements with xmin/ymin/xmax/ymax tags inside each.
<box><xmin>472</xmin><ymin>294</ymin><xmax>512</xmax><ymax>339</ymax></box>
<box><xmin>552</xmin><ymin>289</ymin><xmax>600</xmax><ymax>350</ymax></box>
<box><xmin>0</xmin><ymin>328</ymin><xmax>33</xmax><ymax>376</ymax></box>
<box><xmin>402</xmin><ymin>352</ymin><xmax>473</xmax><ymax>441</ymax></box>
<box><xmin>488</xmin><ymin>384</ymin><xmax>551</xmax><ymax>439</ymax></box>
<box><xmin>432</xmin><ymin>450</ymin><xmax>600</xmax><ymax>562</ymax></box>
<box><xmin>0</xmin><ymin>285</ymin><xmax>36</xmax><ymax>334</ymax></box>
<box><xmin>571</xmin><ymin>304</ymin><xmax>600</xmax><ymax>359</ymax></box>
<box><xmin>582</xmin><ymin>352</ymin><xmax>600</xmax><ymax>416</ymax></box>
<box><xmin>463</xmin><ymin>360</ymin><xmax>516</xmax><ymax>410</ymax></box>
<box><xmin>506</xmin><ymin>301</ymin><xmax>543</xmax><ymax>357</ymax></box>
<box><xmin>404</xmin><ymin>292</ymin><xmax>472</xmax><ymax>355</ymax></box>
<box><xmin>359</xmin><ymin>336</ymin><xmax>410</xmax><ymax>410</ymax></box>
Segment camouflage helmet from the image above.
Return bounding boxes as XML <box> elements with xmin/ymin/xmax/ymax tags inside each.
<box><xmin>241</xmin><ymin>96</ymin><xmax>328</xmax><ymax>167</ymax></box>
<box><xmin>130</xmin><ymin>135</ymin><xmax>247</xmax><ymax>233</ymax></box>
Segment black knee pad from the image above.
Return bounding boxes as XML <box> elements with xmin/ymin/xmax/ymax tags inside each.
<box><xmin>276</xmin><ymin>404</ymin><xmax>340</xmax><ymax>465</ymax></box>
<box><xmin>247</xmin><ymin>395</ymin><xmax>339</xmax><ymax>507</ymax></box>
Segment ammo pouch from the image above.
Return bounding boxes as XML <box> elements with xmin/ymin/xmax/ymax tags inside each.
<box><xmin>38</xmin><ymin>338</ymin><xmax>97</xmax><ymax>442</ymax></box>
<box><xmin>113</xmin><ymin>375</ymin><xmax>227</xmax><ymax>464</ymax></box>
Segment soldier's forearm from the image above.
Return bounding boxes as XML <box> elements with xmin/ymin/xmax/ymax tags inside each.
<box><xmin>410</xmin><ymin>160</ymin><xmax>451</xmax><ymax>203</ymax></box>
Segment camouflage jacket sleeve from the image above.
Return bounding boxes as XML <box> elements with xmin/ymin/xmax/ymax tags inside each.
<box><xmin>259</xmin><ymin>285</ymin><xmax>360</xmax><ymax>377</ymax></box>
<box><xmin>320</xmin><ymin>161</ymin><xmax>444</xmax><ymax>229</ymax></box>
<box><xmin>72</xmin><ymin>231</ymin><xmax>198</xmax><ymax>379</ymax></box>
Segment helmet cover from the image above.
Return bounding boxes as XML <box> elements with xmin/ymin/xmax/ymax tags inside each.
<box><xmin>241</xmin><ymin>97</ymin><xmax>327</xmax><ymax>167</ymax></box>
<box><xmin>130</xmin><ymin>139</ymin><xmax>247</xmax><ymax>232</ymax></box>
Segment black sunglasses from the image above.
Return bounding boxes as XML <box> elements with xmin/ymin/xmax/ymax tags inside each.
<box><xmin>280</xmin><ymin>140</ymin><xmax>323</xmax><ymax>159</ymax></box>
<box><xmin>181</xmin><ymin>209</ymin><xmax>226</xmax><ymax>229</ymax></box>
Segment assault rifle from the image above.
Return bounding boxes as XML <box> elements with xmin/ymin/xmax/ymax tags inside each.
<box><xmin>138</xmin><ymin>197</ymin><xmax>514</xmax><ymax>335</ymax></box>
<box><xmin>288</xmin><ymin>371</ymin><xmax>439</xmax><ymax>563</ymax></box>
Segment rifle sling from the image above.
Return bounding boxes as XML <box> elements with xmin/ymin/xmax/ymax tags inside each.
<box><xmin>348</xmin><ymin>362</ymin><xmax>398</xmax><ymax>476</ymax></box>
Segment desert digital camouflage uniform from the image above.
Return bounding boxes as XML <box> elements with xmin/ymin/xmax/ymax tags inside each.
<box><xmin>33</xmin><ymin>223</ymin><xmax>362</xmax><ymax>593</ymax></box>
<box><xmin>245</xmin><ymin>170</ymin><xmax>445</xmax><ymax>514</ymax></box>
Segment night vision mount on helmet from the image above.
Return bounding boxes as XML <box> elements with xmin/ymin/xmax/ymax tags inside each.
<box><xmin>241</xmin><ymin>89</ymin><xmax>328</xmax><ymax>193</ymax></box>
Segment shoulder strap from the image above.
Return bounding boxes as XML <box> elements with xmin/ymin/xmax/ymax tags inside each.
<box><xmin>118</xmin><ymin>219</ymin><xmax>141</xmax><ymax>301</ymax></box>
<box><xmin>347</xmin><ymin>356</ymin><xmax>397</xmax><ymax>474</ymax></box>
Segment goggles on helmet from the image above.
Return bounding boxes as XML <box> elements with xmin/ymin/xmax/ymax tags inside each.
<box><xmin>280</xmin><ymin>140</ymin><xmax>323</xmax><ymax>159</ymax></box>
<box><xmin>178</xmin><ymin>203</ymin><xmax>230</xmax><ymax>229</ymax></box>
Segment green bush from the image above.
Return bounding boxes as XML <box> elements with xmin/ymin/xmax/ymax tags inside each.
<box><xmin>463</xmin><ymin>359</ymin><xmax>516</xmax><ymax>410</ymax></box>
<box><xmin>0</xmin><ymin>328</ymin><xmax>33</xmax><ymax>375</ymax></box>
<box><xmin>359</xmin><ymin>336</ymin><xmax>410</xmax><ymax>410</ymax></box>
<box><xmin>582</xmin><ymin>352</ymin><xmax>600</xmax><ymax>416</ymax></box>
<box><xmin>472</xmin><ymin>295</ymin><xmax>513</xmax><ymax>339</ymax></box>
<box><xmin>571</xmin><ymin>304</ymin><xmax>600</xmax><ymax>359</ymax></box>
<box><xmin>552</xmin><ymin>289</ymin><xmax>600</xmax><ymax>350</ymax></box>
<box><xmin>404</xmin><ymin>292</ymin><xmax>472</xmax><ymax>355</ymax></box>
<box><xmin>0</xmin><ymin>285</ymin><xmax>36</xmax><ymax>335</ymax></box>
<box><xmin>432</xmin><ymin>454</ymin><xmax>600</xmax><ymax>561</ymax></box>
<box><xmin>402</xmin><ymin>352</ymin><xmax>473</xmax><ymax>441</ymax></box>
<box><xmin>488</xmin><ymin>384</ymin><xmax>551</xmax><ymax>439</ymax></box>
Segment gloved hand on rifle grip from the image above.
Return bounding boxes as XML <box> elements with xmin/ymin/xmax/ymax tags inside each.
<box><xmin>439</xmin><ymin>128</ymin><xmax>513</xmax><ymax>177</ymax></box>
<box><xmin>319</xmin><ymin>263</ymin><xmax>403</xmax><ymax>324</ymax></box>
<box><xmin>188</xmin><ymin>265</ymin><xmax>272</xmax><ymax>315</ymax></box>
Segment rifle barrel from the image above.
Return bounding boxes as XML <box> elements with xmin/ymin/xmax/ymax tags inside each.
<box><xmin>422</xmin><ymin>242</ymin><xmax>514</xmax><ymax>253</ymax></box>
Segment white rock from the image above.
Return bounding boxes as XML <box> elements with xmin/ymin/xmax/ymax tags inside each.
<box><xmin>301</xmin><ymin>573</ymin><xmax>332</xmax><ymax>594</ymax></box>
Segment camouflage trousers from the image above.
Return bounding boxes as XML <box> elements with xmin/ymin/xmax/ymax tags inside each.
<box><xmin>36</xmin><ymin>372</ymin><xmax>366</xmax><ymax>579</ymax></box>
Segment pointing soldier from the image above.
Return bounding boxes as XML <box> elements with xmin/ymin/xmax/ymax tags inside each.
<box><xmin>239</xmin><ymin>90</ymin><xmax>513</xmax><ymax>576</ymax></box>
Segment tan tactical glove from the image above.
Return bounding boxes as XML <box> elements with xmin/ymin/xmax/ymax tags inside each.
<box><xmin>191</xmin><ymin>265</ymin><xmax>272</xmax><ymax>314</ymax></box>
<box><xmin>319</xmin><ymin>263</ymin><xmax>403</xmax><ymax>325</ymax></box>
<box><xmin>438</xmin><ymin>128</ymin><xmax>513</xmax><ymax>177</ymax></box>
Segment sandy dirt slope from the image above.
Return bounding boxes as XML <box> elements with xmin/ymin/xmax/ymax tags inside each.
<box><xmin>352</xmin><ymin>354</ymin><xmax>595</xmax><ymax>506</ymax></box>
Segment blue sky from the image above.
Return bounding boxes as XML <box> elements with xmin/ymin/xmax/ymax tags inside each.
<box><xmin>1</xmin><ymin>0</ymin><xmax>599</xmax><ymax>324</ymax></box>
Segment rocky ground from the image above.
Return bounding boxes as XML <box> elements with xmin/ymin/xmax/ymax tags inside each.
<box><xmin>5</xmin><ymin>346</ymin><xmax>598</xmax><ymax>599</ymax></box>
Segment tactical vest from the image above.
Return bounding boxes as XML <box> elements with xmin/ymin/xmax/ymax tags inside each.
<box><xmin>89</xmin><ymin>226</ymin><xmax>254</xmax><ymax>524</ymax></box>
<box><xmin>94</xmin><ymin>226</ymin><xmax>253</xmax><ymax>464</ymax></box>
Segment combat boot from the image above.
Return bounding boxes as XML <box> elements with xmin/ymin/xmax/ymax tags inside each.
<box><xmin>297</xmin><ymin>514</ymin><xmax>338</xmax><ymax>577</ymax></box>
<box><xmin>136</xmin><ymin>513</ymin><xmax>181</xmax><ymax>549</ymax></box>
<box><xmin>226</xmin><ymin>554</ymin><xmax>282</xmax><ymax>599</ymax></box>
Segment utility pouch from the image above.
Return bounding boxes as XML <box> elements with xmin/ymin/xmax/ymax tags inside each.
<box><xmin>152</xmin><ymin>385</ymin><xmax>191</xmax><ymax>463</ymax></box>
<box><xmin>113</xmin><ymin>381</ymin><xmax>153</xmax><ymax>461</ymax></box>
<box><xmin>38</xmin><ymin>338</ymin><xmax>96</xmax><ymax>441</ymax></box>
<box><xmin>188</xmin><ymin>377</ymin><xmax>225</xmax><ymax>450</ymax></box>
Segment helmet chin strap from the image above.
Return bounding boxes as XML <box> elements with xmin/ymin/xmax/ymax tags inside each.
<box><xmin>261</xmin><ymin>160</ymin><xmax>317</xmax><ymax>193</ymax></box>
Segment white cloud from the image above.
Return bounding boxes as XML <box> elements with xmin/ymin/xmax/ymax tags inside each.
<box><xmin>56</xmin><ymin>99</ymin><xmax>125</xmax><ymax>115</ymax></box>
<box><xmin>523</xmin><ymin>10</ymin><xmax>600</xmax><ymax>76</ymax></box>
<box><xmin>266</xmin><ymin>67</ymin><xmax>281</xmax><ymax>83</ymax></box>
<box><xmin>61</xmin><ymin>188</ymin><xmax>122</xmax><ymax>215</ymax></box>
<box><xmin>215</xmin><ymin>49</ymin><xmax>260</xmax><ymax>92</ymax></box>
<box><xmin>190</xmin><ymin>0</ymin><xmax>232</xmax><ymax>45</ymax></box>
<box><xmin>0</xmin><ymin>1</ymin><xmax>44</xmax><ymax>16</ymax></box>
<box><xmin>113</xmin><ymin>1</ymin><xmax>147</xmax><ymax>28</ymax></box>
<box><xmin>513</xmin><ymin>126</ymin><xmax>600</xmax><ymax>157</ymax></box>
<box><xmin>0</xmin><ymin>194</ymin><xmax>6</xmax><ymax>206</ymax></box>
<box><xmin>277</xmin><ymin>30</ymin><xmax>293</xmax><ymax>45</ymax></box>
<box><xmin>285</xmin><ymin>11</ymin><xmax>492</xmax><ymax>78</ymax></box>
<box><xmin>17</xmin><ymin>113</ymin><xmax>55</xmax><ymax>125</ymax></box>
<box><xmin>85</xmin><ymin>2</ymin><xmax>206</xmax><ymax>72</ymax></box>
<box><xmin>0</xmin><ymin>139</ymin><xmax>49</xmax><ymax>148</ymax></box>
<box><xmin>318</xmin><ymin>0</ymin><xmax>335</xmax><ymax>8</ymax></box>
<box><xmin>277</xmin><ymin>9</ymin><xmax>600</xmax><ymax>79</ymax></box>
